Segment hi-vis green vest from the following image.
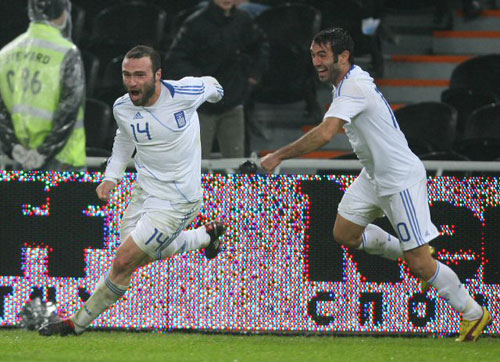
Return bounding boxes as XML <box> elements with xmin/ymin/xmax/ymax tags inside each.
<box><xmin>0</xmin><ymin>23</ymin><xmax>85</xmax><ymax>167</ymax></box>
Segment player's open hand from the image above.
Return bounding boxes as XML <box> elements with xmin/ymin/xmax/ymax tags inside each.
<box><xmin>260</xmin><ymin>153</ymin><xmax>281</xmax><ymax>173</ymax></box>
<box><xmin>96</xmin><ymin>180</ymin><xmax>116</xmax><ymax>202</ymax></box>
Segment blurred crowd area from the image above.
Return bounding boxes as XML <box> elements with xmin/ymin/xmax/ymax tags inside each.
<box><xmin>1</xmin><ymin>0</ymin><xmax>499</xmax><ymax>163</ymax></box>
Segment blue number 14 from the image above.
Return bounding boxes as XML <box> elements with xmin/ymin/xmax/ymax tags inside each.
<box><xmin>130</xmin><ymin>122</ymin><xmax>152</xmax><ymax>142</ymax></box>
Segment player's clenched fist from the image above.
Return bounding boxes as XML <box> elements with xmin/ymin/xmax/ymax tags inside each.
<box><xmin>96</xmin><ymin>180</ymin><xmax>116</xmax><ymax>201</ymax></box>
<box><xmin>260</xmin><ymin>153</ymin><xmax>281</xmax><ymax>173</ymax></box>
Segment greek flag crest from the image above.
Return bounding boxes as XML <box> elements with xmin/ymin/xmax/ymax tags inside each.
<box><xmin>174</xmin><ymin>111</ymin><xmax>186</xmax><ymax>128</ymax></box>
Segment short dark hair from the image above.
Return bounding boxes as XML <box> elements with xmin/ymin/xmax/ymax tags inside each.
<box><xmin>312</xmin><ymin>28</ymin><xmax>355</xmax><ymax>64</ymax></box>
<box><xmin>124</xmin><ymin>45</ymin><xmax>162</xmax><ymax>73</ymax></box>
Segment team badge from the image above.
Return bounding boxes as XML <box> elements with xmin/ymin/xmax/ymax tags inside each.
<box><xmin>174</xmin><ymin>111</ymin><xmax>186</xmax><ymax>128</ymax></box>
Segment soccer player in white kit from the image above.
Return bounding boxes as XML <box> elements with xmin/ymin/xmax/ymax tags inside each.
<box><xmin>40</xmin><ymin>45</ymin><xmax>226</xmax><ymax>336</ymax></box>
<box><xmin>261</xmin><ymin>28</ymin><xmax>491</xmax><ymax>342</ymax></box>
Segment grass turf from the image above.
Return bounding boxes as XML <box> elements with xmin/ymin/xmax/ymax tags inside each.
<box><xmin>0</xmin><ymin>329</ymin><xmax>498</xmax><ymax>362</ymax></box>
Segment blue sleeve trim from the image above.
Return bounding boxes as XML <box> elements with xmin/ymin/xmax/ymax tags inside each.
<box><xmin>161</xmin><ymin>80</ymin><xmax>176</xmax><ymax>97</ymax></box>
<box><xmin>337</xmin><ymin>80</ymin><xmax>344</xmax><ymax>96</ymax></box>
<box><xmin>338</xmin><ymin>65</ymin><xmax>356</xmax><ymax>96</ymax></box>
<box><xmin>113</xmin><ymin>98</ymin><xmax>130</xmax><ymax>109</ymax></box>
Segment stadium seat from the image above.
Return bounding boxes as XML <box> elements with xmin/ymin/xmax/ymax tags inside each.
<box><xmin>86</xmin><ymin>1</ymin><xmax>167</xmax><ymax>74</ymax></box>
<box><xmin>449</xmin><ymin>55</ymin><xmax>500</xmax><ymax>101</ymax></box>
<box><xmin>308</xmin><ymin>0</ymin><xmax>360</xmax><ymax>34</ymax></box>
<box><xmin>247</xmin><ymin>3</ymin><xmax>322</xmax><ymax>154</ymax></box>
<box><xmin>384</xmin><ymin>0</ymin><xmax>434</xmax><ymax>10</ymax></box>
<box><xmin>162</xmin><ymin>2</ymin><xmax>207</xmax><ymax>50</ymax></box>
<box><xmin>419</xmin><ymin>150</ymin><xmax>469</xmax><ymax>161</ymax></box>
<box><xmin>81</xmin><ymin>50</ymin><xmax>100</xmax><ymax>98</ymax></box>
<box><xmin>71</xmin><ymin>3</ymin><xmax>86</xmax><ymax>45</ymax></box>
<box><xmin>100</xmin><ymin>55</ymin><xmax>124</xmax><ymax>88</ymax></box>
<box><xmin>307</xmin><ymin>0</ymin><xmax>372</xmax><ymax>58</ymax></box>
<box><xmin>89</xmin><ymin>1</ymin><xmax>167</xmax><ymax>48</ymax></box>
<box><xmin>401</xmin><ymin>137</ymin><xmax>434</xmax><ymax>156</ymax></box>
<box><xmin>92</xmin><ymin>55</ymin><xmax>124</xmax><ymax>149</ymax></box>
<box><xmin>454</xmin><ymin>103</ymin><xmax>500</xmax><ymax>160</ymax></box>
<box><xmin>0</xmin><ymin>0</ymin><xmax>86</xmax><ymax>48</ymax></box>
<box><xmin>93</xmin><ymin>55</ymin><xmax>125</xmax><ymax>108</ymax></box>
<box><xmin>394</xmin><ymin>102</ymin><xmax>458</xmax><ymax>155</ymax></box>
<box><xmin>71</xmin><ymin>0</ymin><xmax>122</xmax><ymax>45</ymax></box>
<box><xmin>84</xmin><ymin>98</ymin><xmax>113</xmax><ymax>157</ymax></box>
<box><xmin>419</xmin><ymin>150</ymin><xmax>471</xmax><ymax>176</ymax></box>
<box><xmin>441</xmin><ymin>88</ymin><xmax>496</xmax><ymax>141</ymax></box>
<box><xmin>251</xmin><ymin>3</ymin><xmax>321</xmax><ymax>105</ymax></box>
<box><xmin>0</xmin><ymin>0</ymin><xmax>29</xmax><ymax>48</ymax></box>
<box><xmin>331</xmin><ymin>152</ymin><xmax>358</xmax><ymax>160</ymax></box>
<box><xmin>148</xmin><ymin>0</ymin><xmax>206</xmax><ymax>17</ymax></box>
<box><xmin>316</xmin><ymin>152</ymin><xmax>359</xmax><ymax>175</ymax></box>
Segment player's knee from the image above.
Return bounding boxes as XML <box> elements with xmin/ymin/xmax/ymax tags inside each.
<box><xmin>332</xmin><ymin>226</ymin><xmax>343</xmax><ymax>245</ymax></box>
<box><xmin>112</xmin><ymin>254</ymin><xmax>136</xmax><ymax>277</ymax></box>
<box><xmin>333</xmin><ymin>225</ymin><xmax>361</xmax><ymax>248</ymax></box>
<box><xmin>405</xmin><ymin>252</ymin><xmax>435</xmax><ymax>280</ymax></box>
<box><xmin>406</xmin><ymin>259</ymin><xmax>426</xmax><ymax>279</ymax></box>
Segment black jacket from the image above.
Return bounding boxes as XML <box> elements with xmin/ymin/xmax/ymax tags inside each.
<box><xmin>165</xmin><ymin>1</ymin><xmax>269</xmax><ymax>114</ymax></box>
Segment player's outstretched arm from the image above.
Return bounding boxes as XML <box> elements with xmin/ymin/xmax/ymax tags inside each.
<box><xmin>201</xmin><ymin>76</ymin><xmax>224</xmax><ymax>103</ymax></box>
<box><xmin>261</xmin><ymin>116</ymin><xmax>345</xmax><ymax>173</ymax></box>
<box><xmin>96</xmin><ymin>180</ymin><xmax>116</xmax><ymax>202</ymax></box>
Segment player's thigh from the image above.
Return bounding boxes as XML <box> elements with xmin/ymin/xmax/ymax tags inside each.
<box><xmin>112</xmin><ymin>234</ymin><xmax>153</xmax><ymax>278</ymax></box>
<box><xmin>382</xmin><ymin>178</ymin><xmax>439</xmax><ymax>252</ymax></box>
<box><xmin>337</xmin><ymin>172</ymin><xmax>384</xmax><ymax>229</ymax></box>
<box><xmin>131</xmin><ymin>200</ymin><xmax>201</xmax><ymax>260</ymax></box>
<box><xmin>120</xmin><ymin>184</ymin><xmax>147</xmax><ymax>244</ymax></box>
<box><xmin>333</xmin><ymin>213</ymin><xmax>367</xmax><ymax>247</ymax></box>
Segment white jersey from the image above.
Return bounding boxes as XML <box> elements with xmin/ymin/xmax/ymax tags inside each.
<box><xmin>105</xmin><ymin>76</ymin><xmax>223</xmax><ymax>202</ymax></box>
<box><xmin>324</xmin><ymin>65</ymin><xmax>425</xmax><ymax>196</ymax></box>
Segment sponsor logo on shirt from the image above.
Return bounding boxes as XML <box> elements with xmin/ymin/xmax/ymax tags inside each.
<box><xmin>133</xmin><ymin>112</ymin><xmax>143</xmax><ymax>120</ymax></box>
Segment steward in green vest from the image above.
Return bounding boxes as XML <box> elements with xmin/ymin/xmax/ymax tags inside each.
<box><xmin>0</xmin><ymin>0</ymin><xmax>86</xmax><ymax>170</ymax></box>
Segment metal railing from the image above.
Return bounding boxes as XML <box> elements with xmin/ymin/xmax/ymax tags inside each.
<box><xmin>2</xmin><ymin>155</ymin><xmax>500</xmax><ymax>176</ymax></box>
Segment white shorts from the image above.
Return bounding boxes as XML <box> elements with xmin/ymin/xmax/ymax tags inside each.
<box><xmin>338</xmin><ymin>172</ymin><xmax>439</xmax><ymax>251</ymax></box>
<box><xmin>120</xmin><ymin>183</ymin><xmax>201</xmax><ymax>259</ymax></box>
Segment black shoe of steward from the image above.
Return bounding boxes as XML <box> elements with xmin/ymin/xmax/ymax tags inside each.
<box><xmin>39</xmin><ymin>318</ymin><xmax>77</xmax><ymax>336</ymax></box>
<box><xmin>204</xmin><ymin>221</ymin><xmax>226</xmax><ymax>260</ymax></box>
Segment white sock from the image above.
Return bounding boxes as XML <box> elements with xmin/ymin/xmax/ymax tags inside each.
<box><xmin>160</xmin><ymin>226</ymin><xmax>210</xmax><ymax>259</ymax></box>
<box><xmin>358</xmin><ymin>224</ymin><xmax>403</xmax><ymax>261</ymax></box>
<box><xmin>428</xmin><ymin>261</ymin><xmax>483</xmax><ymax>320</ymax></box>
<box><xmin>71</xmin><ymin>272</ymin><xmax>128</xmax><ymax>333</ymax></box>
